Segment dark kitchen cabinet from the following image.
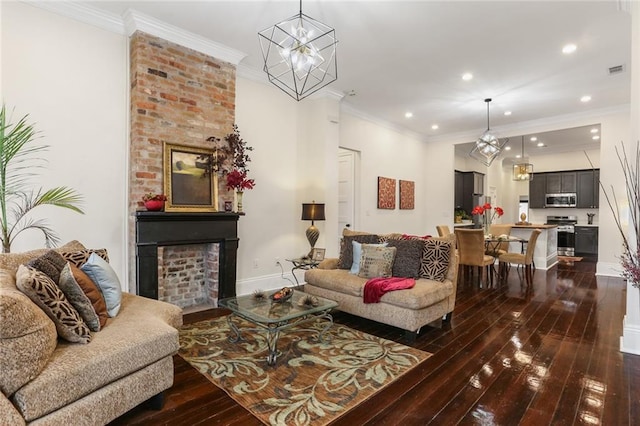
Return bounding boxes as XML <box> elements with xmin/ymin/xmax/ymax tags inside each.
<box><xmin>577</xmin><ymin>169</ymin><xmax>600</xmax><ymax>208</ymax></box>
<box><xmin>455</xmin><ymin>171</ymin><xmax>464</xmax><ymax>210</ymax></box>
<box><xmin>529</xmin><ymin>173</ymin><xmax>547</xmax><ymax>208</ymax></box>
<box><xmin>575</xmin><ymin>226</ymin><xmax>598</xmax><ymax>255</ymax></box>
<box><xmin>546</xmin><ymin>172</ymin><xmax>576</xmax><ymax>193</ymax></box>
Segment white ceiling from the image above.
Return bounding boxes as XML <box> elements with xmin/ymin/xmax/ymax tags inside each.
<box><xmin>87</xmin><ymin>0</ymin><xmax>631</xmax><ymax>144</ymax></box>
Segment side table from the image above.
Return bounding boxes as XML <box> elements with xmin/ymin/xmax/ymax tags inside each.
<box><xmin>286</xmin><ymin>257</ymin><xmax>320</xmax><ymax>286</ymax></box>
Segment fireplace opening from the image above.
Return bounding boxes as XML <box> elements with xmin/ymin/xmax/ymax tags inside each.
<box><xmin>157</xmin><ymin>243</ymin><xmax>219</xmax><ymax>312</ymax></box>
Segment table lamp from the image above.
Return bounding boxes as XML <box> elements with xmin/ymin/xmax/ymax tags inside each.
<box><xmin>301</xmin><ymin>201</ymin><xmax>325</xmax><ymax>255</ymax></box>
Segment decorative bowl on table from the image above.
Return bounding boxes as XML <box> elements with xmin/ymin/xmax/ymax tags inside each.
<box><xmin>144</xmin><ymin>200</ymin><xmax>165</xmax><ymax>211</ymax></box>
<box><xmin>270</xmin><ymin>287</ymin><xmax>293</xmax><ymax>303</ymax></box>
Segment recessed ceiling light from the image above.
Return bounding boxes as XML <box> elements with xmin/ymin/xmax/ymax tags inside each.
<box><xmin>431</xmin><ymin>124</ymin><xmax>439</xmax><ymax>130</ymax></box>
<box><xmin>537</xmin><ymin>142</ymin><xmax>545</xmax><ymax>147</ymax></box>
<box><xmin>590</xmin><ymin>128</ymin><xmax>599</xmax><ymax>133</ymax></box>
<box><xmin>462</xmin><ymin>73</ymin><xmax>473</xmax><ymax>81</ymax></box>
<box><xmin>405</xmin><ymin>112</ymin><xmax>413</xmax><ymax>118</ymax></box>
<box><xmin>581</xmin><ymin>95</ymin><xmax>592</xmax><ymax>103</ymax></box>
<box><xmin>530</xmin><ymin>136</ymin><xmax>538</xmax><ymax>142</ymax></box>
<box><xmin>562</xmin><ymin>43</ymin><xmax>577</xmax><ymax>54</ymax></box>
<box><xmin>516</xmin><ymin>154</ymin><xmax>522</xmax><ymax>159</ymax></box>
<box><xmin>592</xmin><ymin>135</ymin><xmax>600</xmax><ymax>140</ymax></box>
<box><xmin>504</xmin><ymin>111</ymin><xmax>512</xmax><ymax>116</ymax></box>
<box><xmin>505</xmin><ymin>146</ymin><xmax>511</xmax><ymax>151</ymax></box>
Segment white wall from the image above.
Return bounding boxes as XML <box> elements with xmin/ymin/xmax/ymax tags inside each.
<box><xmin>1</xmin><ymin>2</ymin><xmax>128</xmax><ymax>282</ymax></box>
<box><xmin>339</xmin><ymin>113</ymin><xmax>430</xmax><ymax>236</ymax></box>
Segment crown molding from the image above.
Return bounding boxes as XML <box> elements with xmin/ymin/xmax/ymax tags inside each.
<box><xmin>122</xmin><ymin>9</ymin><xmax>246</xmax><ymax>65</ymax></box>
<box><xmin>24</xmin><ymin>1</ymin><xmax>125</xmax><ymax>34</ymax></box>
<box><xmin>237</xmin><ymin>64</ymin><xmax>345</xmax><ymax>102</ymax></box>
<box><xmin>23</xmin><ymin>2</ymin><xmax>247</xmax><ymax>65</ymax></box>
<box><xmin>341</xmin><ymin>103</ymin><xmax>426</xmax><ymax>142</ymax></box>
<box><xmin>428</xmin><ymin>103</ymin><xmax>631</xmax><ymax>144</ymax></box>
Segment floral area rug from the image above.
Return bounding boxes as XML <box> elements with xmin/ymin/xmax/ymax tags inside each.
<box><xmin>179</xmin><ymin>316</ymin><xmax>430</xmax><ymax>426</ymax></box>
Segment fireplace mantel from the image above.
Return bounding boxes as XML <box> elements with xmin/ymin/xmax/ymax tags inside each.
<box><xmin>135</xmin><ymin>211</ymin><xmax>240</xmax><ymax>300</ymax></box>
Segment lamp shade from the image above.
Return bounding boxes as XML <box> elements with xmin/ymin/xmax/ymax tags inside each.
<box><xmin>301</xmin><ymin>203</ymin><xmax>325</xmax><ymax>221</ymax></box>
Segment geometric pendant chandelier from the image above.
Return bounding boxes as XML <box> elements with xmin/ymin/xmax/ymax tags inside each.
<box><xmin>469</xmin><ymin>98</ymin><xmax>508</xmax><ymax>167</ymax></box>
<box><xmin>258</xmin><ymin>0</ymin><xmax>338</xmax><ymax>101</ymax></box>
<box><xmin>513</xmin><ymin>136</ymin><xmax>534</xmax><ymax>181</ymax></box>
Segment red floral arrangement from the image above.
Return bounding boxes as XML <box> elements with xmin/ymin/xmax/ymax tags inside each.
<box><xmin>226</xmin><ymin>169</ymin><xmax>255</xmax><ymax>191</ymax></box>
<box><xmin>472</xmin><ymin>202</ymin><xmax>504</xmax><ymax>224</ymax></box>
<box><xmin>142</xmin><ymin>193</ymin><xmax>167</xmax><ymax>202</ymax></box>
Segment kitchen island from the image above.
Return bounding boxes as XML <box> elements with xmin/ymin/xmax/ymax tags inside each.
<box><xmin>509</xmin><ymin>223</ymin><xmax>558</xmax><ymax>270</ymax></box>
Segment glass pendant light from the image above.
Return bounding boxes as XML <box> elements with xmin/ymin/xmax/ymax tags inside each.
<box><xmin>513</xmin><ymin>135</ymin><xmax>534</xmax><ymax>181</ymax></box>
<box><xmin>258</xmin><ymin>0</ymin><xmax>338</xmax><ymax>101</ymax></box>
<box><xmin>469</xmin><ymin>98</ymin><xmax>507</xmax><ymax>166</ymax></box>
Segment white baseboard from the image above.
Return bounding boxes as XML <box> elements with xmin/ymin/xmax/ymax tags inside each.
<box><xmin>621</xmin><ymin>316</ymin><xmax>640</xmax><ymax>355</ymax></box>
<box><xmin>596</xmin><ymin>261</ymin><xmax>622</xmax><ymax>277</ymax></box>
<box><xmin>236</xmin><ymin>272</ymin><xmax>301</xmax><ymax>296</ymax></box>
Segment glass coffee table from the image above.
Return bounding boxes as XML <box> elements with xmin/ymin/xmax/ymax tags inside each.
<box><xmin>218</xmin><ymin>289</ymin><xmax>338</xmax><ymax>365</ymax></box>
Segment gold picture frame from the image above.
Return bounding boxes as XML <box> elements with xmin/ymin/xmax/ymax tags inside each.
<box><xmin>163</xmin><ymin>142</ymin><xmax>218</xmax><ymax>212</ymax></box>
<box><xmin>311</xmin><ymin>248</ymin><xmax>326</xmax><ymax>261</ymax></box>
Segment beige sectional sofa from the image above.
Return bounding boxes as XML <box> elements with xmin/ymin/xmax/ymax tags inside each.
<box><xmin>304</xmin><ymin>232</ymin><xmax>458</xmax><ymax>340</ymax></box>
<box><xmin>0</xmin><ymin>242</ymin><xmax>182</xmax><ymax>425</ymax></box>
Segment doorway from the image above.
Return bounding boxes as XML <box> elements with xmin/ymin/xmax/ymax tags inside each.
<box><xmin>338</xmin><ymin>148</ymin><xmax>358</xmax><ymax>239</ymax></box>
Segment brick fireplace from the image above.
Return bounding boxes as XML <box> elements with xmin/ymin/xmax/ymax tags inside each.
<box><xmin>128</xmin><ymin>31</ymin><xmax>238</xmax><ymax>308</ymax></box>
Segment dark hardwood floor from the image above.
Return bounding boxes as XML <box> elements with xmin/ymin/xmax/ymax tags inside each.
<box><xmin>112</xmin><ymin>256</ymin><xmax>640</xmax><ymax>425</ymax></box>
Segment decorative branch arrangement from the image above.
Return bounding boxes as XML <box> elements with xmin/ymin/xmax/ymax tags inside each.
<box><xmin>586</xmin><ymin>143</ymin><xmax>640</xmax><ymax>287</ymax></box>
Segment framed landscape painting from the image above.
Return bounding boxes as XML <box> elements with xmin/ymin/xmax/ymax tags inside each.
<box><xmin>377</xmin><ymin>176</ymin><xmax>396</xmax><ymax>209</ymax></box>
<box><xmin>399</xmin><ymin>180</ymin><xmax>415</xmax><ymax>210</ymax></box>
<box><xmin>163</xmin><ymin>143</ymin><xmax>218</xmax><ymax>212</ymax></box>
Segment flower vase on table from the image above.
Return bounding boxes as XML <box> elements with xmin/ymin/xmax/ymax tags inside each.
<box><xmin>235</xmin><ymin>191</ymin><xmax>244</xmax><ymax>213</ymax></box>
<box><xmin>472</xmin><ymin>203</ymin><xmax>504</xmax><ymax>235</ymax></box>
<box><xmin>226</xmin><ymin>169</ymin><xmax>254</xmax><ymax>213</ymax></box>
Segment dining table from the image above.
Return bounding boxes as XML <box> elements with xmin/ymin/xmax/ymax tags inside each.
<box><xmin>484</xmin><ymin>234</ymin><xmax>527</xmax><ymax>257</ymax></box>
<box><xmin>484</xmin><ymin>234</ymin><xmax>528</xmax><ymax>282</ymax></box>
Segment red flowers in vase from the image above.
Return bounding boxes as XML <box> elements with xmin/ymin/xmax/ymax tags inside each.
<box><xmin>472</xmin><ymin>203</ymin><xmax>504</xmax><ymax>225</ymax></box>
<box><xmin>226</xmin><ymin>169</ymin><xmax>255</xmax><ymax>192</ymax></box>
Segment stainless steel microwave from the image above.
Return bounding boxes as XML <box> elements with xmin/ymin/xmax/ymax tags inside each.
<box><xmin>545</xmin><ymin>193</ymin><xmax>577</xmax><ymax>208</ymax></box>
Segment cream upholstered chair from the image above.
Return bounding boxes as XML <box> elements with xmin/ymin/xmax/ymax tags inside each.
<box><xmin>487</xmin><ymin>224</ymin><xmax>512</xmax><ymax>256</ymax></box>
<box><xmin>454</xmin><ymin>228</ymin><xmax>495</xmax><ymax>287</ymax></box>
<box><xmin>498</xmin><ymin>229</ymin><xmax>541</xmax><ymax>288</ymax></box>
<box><xmin>436</xmin><ymin>225</ymin><xmax>451</xmax><ymax>237</ymax></box>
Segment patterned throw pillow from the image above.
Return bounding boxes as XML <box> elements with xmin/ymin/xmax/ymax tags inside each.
<box><xmin>58</xmin><ymin>263</ymin><xmax>102</xmax><ymax>332</ymax></box>
<box><xmin>61</xmin><ymin>248</ymin><xmax>110</xmax><ymax>268</ymax></box>
<box><xmin>15</xmin><ymin>265</ymin><xmax>91</xmax><ymax>344</ymax></box>
<box><xmin>350</xmin><ymin>241</ymin><xmax>387</xmax><ymax>274</ymax></box>
<box><xmin>358</xmin><ymin>245</ymin><xmax>397</xmax><ymax>279</ymax></box>
<box><xmin>27</xmin><ymin>250</ymin><xmax>67</xmax><ymax>283</ymax></box>
<box><xmin>338</xmin><ymin>234</ymin><xmax>379</xmax><ymax>269</ymax></box>
<box><xmin>385</xmin><ymin>239</ymin><xmax>425</xmax><ymax>278</ymax></box>
<box><xmin>420</xmin><ymin>238</ymin><xmax>452</xmax><ymax>282</ymax></box>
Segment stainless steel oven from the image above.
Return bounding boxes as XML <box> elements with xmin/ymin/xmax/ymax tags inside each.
<box><xmin>546</xmin><ymin>215</ymin><xmax>578</xmax><ymax>256</ymax></box>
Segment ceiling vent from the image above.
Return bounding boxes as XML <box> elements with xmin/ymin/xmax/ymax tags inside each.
<box><xmin>608</xmin><ymin>64</ymin><xmax>625</xmax><ymax>75</ymax></box>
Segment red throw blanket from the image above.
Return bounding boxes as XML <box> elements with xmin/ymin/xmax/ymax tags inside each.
<box><xmin>363</xmin><ymin>277</ymin><xmax>416</xmax><ymax>303</ymax></box>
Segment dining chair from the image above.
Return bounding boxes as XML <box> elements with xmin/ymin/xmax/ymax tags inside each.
<box><xmin>487</xmin><ymin>224</ymin><xmax>512</xmax><ymax>256</ymax></box>
<box><xmin>436</xmin><ymin>225</ymin><xmax>451</xmax><ymax>237</ymax></box>
<box><xmin>454</xmin><ymin>228</ymin><xmax>495</xmax><ymax>287</ymax></box>
<box><xmin>498</xmin><ymin>229</ymin><xmax>542</xmax><ymax>288</ymax></box>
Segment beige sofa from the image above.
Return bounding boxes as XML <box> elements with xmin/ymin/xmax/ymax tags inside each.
<box><xmin>304</xmin><ymin>233</ymin><xmax>458</xmax><ymax>340</ymax></box>
<box><xmin>0</xmin><ymin>243</ymin><xmax>182</xmax><ymax>425</ymax></box>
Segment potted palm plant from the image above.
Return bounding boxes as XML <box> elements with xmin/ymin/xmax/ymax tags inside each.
<box><xmin>0</xmin><ymin>105</ymin><xmax>84</xmax><ymax>252</ymax></box>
